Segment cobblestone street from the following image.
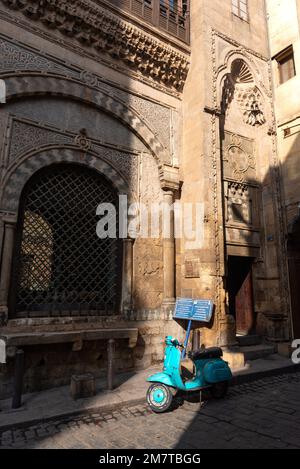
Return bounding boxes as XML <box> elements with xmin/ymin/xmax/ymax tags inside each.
<box><xmin>1</xmin><ymin>371</ymin><xmax>300</xmax><ymax>449</ymax></box>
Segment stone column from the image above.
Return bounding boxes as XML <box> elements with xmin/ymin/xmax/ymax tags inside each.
<box><xmin>0</xmin><ymin>217</ymin><xmax>5</xmax><ymax>266</ymax></box>
<box><xmin>122</xmin><ymin>238</ymin><xmax>134</xmax><ymax>312</ymax></box>
<box><xmin>0</xmin><ymin>215</ymin><xmax>17</xmax><ymax>323</ymax></box>
<box><xmin>160</xmin><ymin>165</ymin><xmax>180</xmax><ymax>316</ymax></box>
<box><xmin>162</xmin><ymin>190</ymin><xmax>176</xmax><ymax>305</ymax></box>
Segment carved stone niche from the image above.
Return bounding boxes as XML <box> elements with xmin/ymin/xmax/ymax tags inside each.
<box><xmin>226</xmin><ymin>181</ymin><xmax>253</xmax><ymax>226</ymax></box>
<box><xmin>224</xmin><ymin>179</ymin><xmax>261</xmax><ymax>250</ymax></box>
<box><xmin>222</xmin><ymin>59</ymin><xmax>266</xmax><ymax>127</ymax></box>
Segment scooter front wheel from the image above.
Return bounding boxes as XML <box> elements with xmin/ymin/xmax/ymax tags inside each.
<box><xmin>146</xmin><ymin>383</ymin><xmax>173</xmax><ymax>413</ymax></box>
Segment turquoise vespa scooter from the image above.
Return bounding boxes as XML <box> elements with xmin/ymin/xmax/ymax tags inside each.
<box><xmin>146</xmin><ymin>299</ymin><xmax>232</xmax><ymax>413</ymax></box>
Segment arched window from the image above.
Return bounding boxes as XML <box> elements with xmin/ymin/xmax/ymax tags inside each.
<box><xmin>10</xmin><ymin>164</ymin><xmax>122</xmax><ymax>317</ymax></box>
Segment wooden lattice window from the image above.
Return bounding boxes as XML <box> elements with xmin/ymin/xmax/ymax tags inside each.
<box><xmin>160</xmin><ymin>0</ymin><xmax>188</xmax><ymax>16</ymax></box>
<box><xmin>275</xmin><ymin>46</ymin><xmax>296</xmax><ymax>85</ymax></box>
<box><xmin>232</xmin><ymin>0</ymin><xmax>249</xmax><ymax>21</ymax></box>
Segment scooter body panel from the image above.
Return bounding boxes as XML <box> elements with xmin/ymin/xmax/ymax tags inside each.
<box><xmin>183</xmin><ymin>358</ymin><xmax>232</xmax><ymax>390</ymax></box>
<box><xmin>147</xmin><ymin>337</ymin><xmax>232</xmax><ymax>392</ymax></box>
<box><xmin>201</xmin><ymin>358</ymin><xmax>233</xmax><ymax>384</ymax></box>
<box><xmin>147</xmin><ymin>340</ymin><xmax>186</xmax><ymax>391</ymax></box>
<box><xmin>146</xmin><ymin>372</ymin><xmax>175</xmax><ymax>388</ymax></box>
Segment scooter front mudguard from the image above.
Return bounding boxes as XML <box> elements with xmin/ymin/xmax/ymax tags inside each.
<box><xmin>147</xmin><ymin>372</ymin><xmax>175</xmax><ymax>388</ymax></box>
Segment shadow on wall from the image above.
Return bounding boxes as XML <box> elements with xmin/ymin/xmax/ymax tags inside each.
<box><xmin>216</xmin><ymin>100</ymin><xmax>300</xmax><ymax>342</ymax></box>
<box><xmin>173</xmin><ymin>128</ymin><xmax>300</xmax><ymax>450</ymax></box>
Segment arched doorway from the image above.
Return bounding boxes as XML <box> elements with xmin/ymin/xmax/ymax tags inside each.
<box><xmin>9</xmin><ymin>164</ymin><xmax>122</xmax><ymax>318</ymax></box>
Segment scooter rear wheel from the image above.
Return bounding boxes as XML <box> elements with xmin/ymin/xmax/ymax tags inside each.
<box><xmin>210</xmin><ymin>381</ymin><xmax>229</xmax><ymax>399</ymax></box>
<box><xmin>146</xmin><ymin>383</ymin><xmax>173</xmax><ymax>413</ymax></box>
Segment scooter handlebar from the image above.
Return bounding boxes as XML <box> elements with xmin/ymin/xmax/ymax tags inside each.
<box><xmin>171</xmin><ymin>339</ymin><xmax>185</xmax><ymax>349</ymax></box>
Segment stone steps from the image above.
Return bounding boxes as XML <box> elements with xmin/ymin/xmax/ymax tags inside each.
<box><xmin>237</xmin><ymin>334</ymin><xmax>261</xmax><ymax>347</ymax></box>
<box><xmin>223</xmin><ymin>341</ymin><xmax>277</xmax><ymax>369</ymax></box>
<box><xmin>242</xmin><ymin>344</ymin><xmax>277</xmax><ymax>361</ymax></box>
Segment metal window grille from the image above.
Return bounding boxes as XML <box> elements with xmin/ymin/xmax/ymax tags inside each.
<box><xmin>10</xmin><ymin>164</ymin><xmax>122</xmax><ymax>318</ymax></box>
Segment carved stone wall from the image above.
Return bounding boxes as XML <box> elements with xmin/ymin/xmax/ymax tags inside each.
<box><xmin>0</xmin><ymin>31</ymin><xmax>177</xmax><ymax>148</ymax></box>
<box><xmin>181</xmin><ymin>16</ymin><xmax>289</xmax><ymax>350</ymax></box>
<box><xmin>0</xmin><ymin>36</ymin><xmax>78</xmax><ymax>77</ymax></box>
<box><xmin>223</xmin><ymin>132</ymin><xmax>256</xmax><ymax>184</ymax></box>
<box><xmin>0</xmin><ymin>0</ymin><xmax>186</xmax><ymax>400</ymax></box>
<box><xmin>0</xmin><ymin>112</ymin><xmax>142</xmax><ymax>203</ymax></box>
<box><xmin>133</xmin><ymin>152</ymin><xmax>164</xmax><ymax>310</ymax></box>
<box><xmin>0</xmin><ymin>0</ymin><xmax>189</xmax><ymax>92</ymax></box>
<box><xmin>0</xmin><ymin>33</ymin><xmax>178</xmax><ymax>165</ymax></box>
<box><xmin>215</xmin><ymin>39</ymin><xmax>289</xmax><ymax>340</ymax></box>
<box><xmin>7</xmin><ymin>119</ymin><xmax>73</xmax><ymax>163</ymax></box>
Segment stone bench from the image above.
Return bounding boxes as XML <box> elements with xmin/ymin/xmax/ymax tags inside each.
<box><xmin>0</xmin><ymin>327</ymin><xmax>138</xmax><ymax>408</ymax></box>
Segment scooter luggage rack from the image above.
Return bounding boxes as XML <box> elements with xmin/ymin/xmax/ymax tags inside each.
<box><xmin>173</xmin><ymin>298</ymin><xmax>214</xmax><ymax>359</ymax></box>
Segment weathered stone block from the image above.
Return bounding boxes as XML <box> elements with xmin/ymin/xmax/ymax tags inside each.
<box><xmin>70</xmin><ymin>373</ymin><xmax>96</xmax><ymax>400</ymax></box>
<box><xmin>223</xmin><ymin>349</ymin><xmax>245</xmax><ymax>370</ymax></box>
<box><xmin>133</xmin><ymin>353</ymin><xmax>152</xmax><ymax>370</ymax></box>
<box><xmin>277</xmin><ymin>342</ymin><xmax>293</xmax><ymax>358</ymax></box>
<box><xmin>151</xmin><ymin>335</ymin><xmax>164</xmax><ymax>345</ymax></box>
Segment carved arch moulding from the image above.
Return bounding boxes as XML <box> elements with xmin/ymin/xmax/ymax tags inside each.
<box><xmin>3</xmin><ymin>74</ymin><xmax>171</xmax><ymax>167</ymax></box>
<box><xmin>0</xmin><ymin>147</ymin><xmax>131</xmax><ymax>214</ymax></box>
<box><xmin>213</xmin><ymin>29</ymin><xmax>271</xmax><ymax>98</ymax></box>
<box><xmin>0</xmin><ymin>33</ymin><xmax>173</xmax><ymax>157</ymax></box>
<box><xmin>2</xmin><ymin>116</ymin><xmax>141</xmax><ymax>195</ymax></box>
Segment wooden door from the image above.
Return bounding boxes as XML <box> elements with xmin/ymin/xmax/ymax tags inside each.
<box><xmin>289</xmin><ymin>258</ymin><xmax>300</xmax><ymax>339</ymax></box>
<box><xmin>236</xmin><ymin>271</ymin><xmax>254</xmax><ymax>335</ymax></box>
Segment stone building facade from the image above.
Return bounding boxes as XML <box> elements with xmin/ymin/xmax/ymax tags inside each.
<box><xmin>0</xmin><ymin>0</ymin><xmax>297</xmax><ymax>398</ymax></box>
<box><xmin>0</xmin><ymin>0</ymin><xmax>190</xmax><ymax>398</ymax></box>
<box><xmin>181</xmin><ymin>0</ymin><xmax>291</xmax><ymax>354</ymax></box>
<box><xmin>266</xmin><ymin>0</ymin><xmax>300</xmax><ymax>343</ymax></box>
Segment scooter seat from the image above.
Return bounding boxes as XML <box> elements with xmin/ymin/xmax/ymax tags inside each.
<box><xmin>188</xmin><ymin>347</ymin><xmax>223</xmax><ymax>361</ymax></box>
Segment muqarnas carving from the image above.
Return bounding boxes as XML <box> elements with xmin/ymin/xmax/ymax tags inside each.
<box><xmin>222</xmin><ymin>59</ymin><xmax>265</xmax><ymax>127</ymax></box>
<box><xmin>227</xmin><ymin>182</ymin><xmax>252</xmax><ymax>226</ymax></box>
<box><xmin>236</xmin><ymin>86</ymin><xmax>265</xmax><ymax>126</ymax></box>
<box><xmin>1</xmin><ymin>0</ymin><xmax>189</xmax><ymax>91</ymax></box>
